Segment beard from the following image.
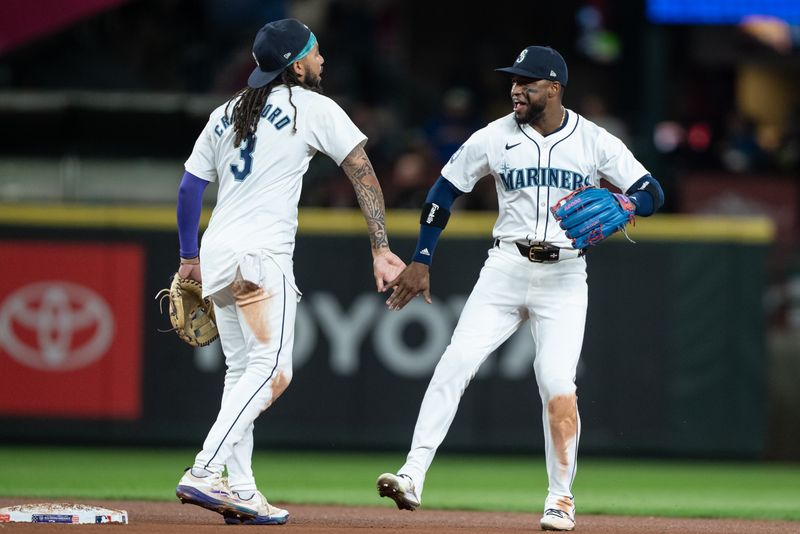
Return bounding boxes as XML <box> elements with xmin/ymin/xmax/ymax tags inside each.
<box><xmin>302</xmin><ymin>72</ymin><xmax>324</xmax><ymax>93</ymax></box>
<box><xmin>514</xmin><ymin>94</ymin><xmax>546</xmax><ymax>125</ymax></box>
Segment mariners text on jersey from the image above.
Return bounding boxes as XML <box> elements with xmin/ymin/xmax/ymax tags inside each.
<box><xmin>499</xmin><ymin>166</ymin><xmax>590</xmax><ymax>192</ymax></box>
<box><xmin>213</xmin><ymin>104</ymin><xmax>293</xmax><ymax>137</ymax></box>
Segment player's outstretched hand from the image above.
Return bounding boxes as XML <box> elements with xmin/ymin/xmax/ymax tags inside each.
<box><xmin>373</xmin><ymin>249</ymin><xmax>407</xmax><ymax>293</ymax></box>
<box><xmin>385</xmin><ymin>261</ymin><xmax>431</xmax><ymax>311</ymax></box>
<box><xmin>178</xmin><ymin>260</ymin><xmax>202</xmax><ymax>282</ymax></box>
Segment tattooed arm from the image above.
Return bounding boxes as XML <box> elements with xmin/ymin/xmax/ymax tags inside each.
<box><xmin>341</xmin><ymin>143</ymin><xmax>390</xmax><ymax>251</ymax></box>
<box><xmin>340</xmin><ymin>143</ymin><xmax>406</xmax><ymax>291</ymax></box>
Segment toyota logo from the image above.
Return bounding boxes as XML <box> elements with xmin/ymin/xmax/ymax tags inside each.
<box><xmin>0</xmin><ymin>281</ymin><xmax>115</xmax><ymax>371</ymax></box>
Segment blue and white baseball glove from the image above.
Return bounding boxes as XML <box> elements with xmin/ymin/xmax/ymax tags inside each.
<box><xmin>551</xmin><ymin>186</ymin><xmax>636</xmax><ymax>249</ymax></box>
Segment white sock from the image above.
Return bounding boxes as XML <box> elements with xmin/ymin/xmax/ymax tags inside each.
<box><xmin>190</xmin><ymin>467</ymin><xmax>214</xmax><ymax>478</ymax></box>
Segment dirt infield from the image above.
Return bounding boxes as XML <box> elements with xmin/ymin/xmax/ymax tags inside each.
<box><xmin>1</xmin><ymin>499</ymin><xmax>799</xmax><ymax>533</ymax></box>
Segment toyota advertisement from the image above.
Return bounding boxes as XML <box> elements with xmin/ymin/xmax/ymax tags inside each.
<box><xmin>0</xmin><ymin>241</ymin><xmax>144</xmax><ymax>419</ymax></box>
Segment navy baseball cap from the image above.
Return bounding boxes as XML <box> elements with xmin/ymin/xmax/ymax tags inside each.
<box><xmin>248</xmin><ymin>18</ymin><xmax>317</xmax><ymax>88</ymax></box>
<box><xmin>496</xmin><ymin>46</ymin><xmax>568</xmax><ymax>86</ymax></box>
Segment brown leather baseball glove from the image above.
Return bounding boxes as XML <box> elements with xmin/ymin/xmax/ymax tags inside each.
<box><xmin>156</xmin><ymin>273</ymin><xmax>218</xmax><ymax>347</ymax></box>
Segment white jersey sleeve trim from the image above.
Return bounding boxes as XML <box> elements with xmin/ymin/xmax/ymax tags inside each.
<box><xmin>440</xmin><ymin>126</ymin><xmax>493</xmax><ymax>193</ymax></box>
<box><xmin>594</xmin><ymin>128</ymin><xmax>649</xmax><ymax>193</ymax></box>
<box><xmin>301</xmin><ymin>94</ymin><xmax>367</xmax><ymax>167</ymax></box>
<box><xmin>185</xmin><ymin>106</ymin><xmax>228</xmax><ymax>183</ymax></box>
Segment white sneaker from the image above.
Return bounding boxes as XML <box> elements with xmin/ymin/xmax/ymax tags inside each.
<box><xmin>540</xmin><ymin>504</ymin><xmax>576</xmax><ymax>531</ymax></box>
<box><xmin>223</xmin><ymin>491</ymin><xmax>289</xmax><ymax>525</ymax></box>
<box><xmin>376</xmin><ymin>473</ymin><xmax>420</xmax><ymax>511</ymax></box>
<box><xmin>175</xmin><ymin>468</ymin><xmax>257</xmax><ymax>521</ymax></box>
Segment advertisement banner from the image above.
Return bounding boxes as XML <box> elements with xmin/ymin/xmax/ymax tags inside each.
<box><xmin>0</xmin><ymin>241</ymin><xmax>144</xmax><ymax>419</ymax></box>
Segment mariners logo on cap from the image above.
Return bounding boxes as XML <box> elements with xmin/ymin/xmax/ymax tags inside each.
<box><xmin>515</xmin><ymin>49</ymin><xmax>528</xmax><ymax>64</ymax></box>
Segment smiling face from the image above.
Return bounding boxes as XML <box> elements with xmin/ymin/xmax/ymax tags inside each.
<box><xmin>510</xmin><ymin>76</ymin><xmax>559</xmax><ymax>125</ymax></box>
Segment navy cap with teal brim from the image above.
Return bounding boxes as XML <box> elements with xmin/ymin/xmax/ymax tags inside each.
<box><xmin>248</xmin><ymin>18</ymin><xmax>317</xmax><ymax>88</ymax></box>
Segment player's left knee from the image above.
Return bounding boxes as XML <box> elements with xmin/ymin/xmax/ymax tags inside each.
<box><xmin>547</xmin><ymin>393</ymin><xmax>577</xmax><ymax>421</ymax></box>
<box><xmin>270</xmin><ymin>369</ymin><xmax>292</xmax><ymax>401</ymax></box>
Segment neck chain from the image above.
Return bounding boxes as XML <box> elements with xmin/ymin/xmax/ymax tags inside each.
<box><xmin>531</xmin><ymin>106</ymin><xmax>567</xmax><ymax>136</ymax></box>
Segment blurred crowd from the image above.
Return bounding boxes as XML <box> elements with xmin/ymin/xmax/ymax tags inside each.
<box><xmin>2</xmin><ymin>0</ymin><xmax>800</xmax><ymax>329</ymax></box>
<box><xmin>1</xmin><ymin>0</ymin><xmax>799</xmax><ymax>212</ymax></box>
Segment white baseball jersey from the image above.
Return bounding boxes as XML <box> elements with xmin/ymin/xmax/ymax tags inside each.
<box><xmin>396</xmin><ymin>108</ymin><xmax>652</xmax><ymax>511</ymax></box>
<box><xmin>184</xmin><ymin>85</ymin><xmax>365</xmax><ymax>490</ymax></box>
<box><xmin>442</xmin><ymin>109</ymin><xmax>649</xmax><ymax>247</ymax></box>
<box><xmin>185</xmin><ymin>85</ymin><xmax>367</xmax><ymax>296</ymax></box>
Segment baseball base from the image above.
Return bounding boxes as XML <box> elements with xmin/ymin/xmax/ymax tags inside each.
<box><xmin>0</xmin><ymin>503</ymin><xmax>128</xmax><ymax>524</ymax></box>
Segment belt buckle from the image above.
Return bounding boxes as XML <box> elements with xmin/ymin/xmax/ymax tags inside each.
<box><xmin>528</xmin><ymin>244</ymin><xmax>559</xmax><ymax>263</ymax></box>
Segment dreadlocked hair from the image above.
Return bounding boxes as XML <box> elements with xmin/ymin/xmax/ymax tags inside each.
<box><xmin>226</xmin><ymin>69</ymin><xmax>305</xmax><ymax>147</ymax></box>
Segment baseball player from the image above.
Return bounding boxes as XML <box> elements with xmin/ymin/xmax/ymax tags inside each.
<box><xmin>376</xmin><ymin>46</ymin><xmax>663</xmax><ymax>531</ymax></box>
<box><xmin>172</xmin><ymin>18</ymin><xmax>405</xmax><ymax>525</ymax></box>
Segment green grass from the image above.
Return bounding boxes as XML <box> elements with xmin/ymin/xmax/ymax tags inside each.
<box><xmin>0</xmin><ymin>447</ymin><xmax>798</xmax><ymax>521</ymax></box>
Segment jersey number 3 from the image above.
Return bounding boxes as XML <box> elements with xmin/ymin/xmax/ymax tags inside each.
<box><xmin>230</xmin><ymin>134</ymin><xmax>257</xmax><ymax>182</ymax></box>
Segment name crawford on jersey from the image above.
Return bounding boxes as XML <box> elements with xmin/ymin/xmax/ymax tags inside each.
<box><xmin>212</xmin><ymin>103</ymin><xmax>292</xmax><ymax>138</ymax></box>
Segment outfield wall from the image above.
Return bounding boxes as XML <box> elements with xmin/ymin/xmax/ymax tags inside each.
<box><xmin>0</xmin><ymin>205</ymin><xmax>773</xmax><ymax>458</ymax></box>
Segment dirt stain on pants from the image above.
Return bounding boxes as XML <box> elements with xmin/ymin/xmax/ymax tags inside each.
<box><xmin>265</xmin><ymin>370</ymin><xmax>291</xmax><ymax>412</ymax></box>
<box><xmin>255</xmin><ymin>370</ymin><xmax>292</xmax><ymax>414</ymax></box>
<box><xmin>232</xmin><ymin>280</ymin><xmax>270</xmax><ymax>344</ymax></box>
<box><xmin>548</xmin><ymin>393</ymin><xmax>578</xmax><ymax>484</ymax></box>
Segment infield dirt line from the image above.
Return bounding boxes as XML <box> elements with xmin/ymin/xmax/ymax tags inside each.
<box><xmin>1</xmin><ymin>499</ymin><xmax>798</xmax><ymax>533</ymax></box>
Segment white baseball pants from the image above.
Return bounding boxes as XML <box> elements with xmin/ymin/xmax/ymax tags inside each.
<box><xmin>398</xmin><ymin>242</ymin><xmax>587</xmax><ymax>505</ymax></box>
<box><xmin>192</xmin><ymin>252</ymin><xmax>297</xmax><ymax>493</ymax></box>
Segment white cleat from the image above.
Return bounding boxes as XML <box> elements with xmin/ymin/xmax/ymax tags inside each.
<box><xmin>223</xmin><ymin>491</ymin><xmax>289</xmax><ymax>525</ymax></box>
<box><xmin>175</xmin><ymin>468</ymin><xmax>258</xmax><ymax>522</ymax></box>
<box><xmin>376</xmin><ymin>473</ymin><xmax>420</xmax><ymax>511</ymax></box>
<box><xmin>540</xmin><ymin>508</ymin><xmax>576</xmax><ymax>531</ymax></box>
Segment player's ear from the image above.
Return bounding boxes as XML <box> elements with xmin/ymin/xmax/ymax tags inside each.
<box><xmin>291</xmin><ymin>60</ymin><xmax>305</xmax><ymax>80</ymax></box>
